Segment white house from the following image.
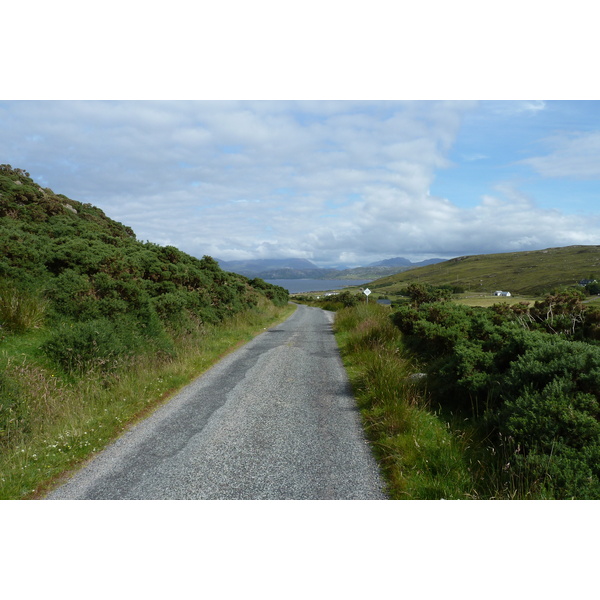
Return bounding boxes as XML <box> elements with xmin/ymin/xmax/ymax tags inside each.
<box><xmin>493</xmin><ymin>291</ymin><xmax>512</xmax><ymax>297</ymax></box>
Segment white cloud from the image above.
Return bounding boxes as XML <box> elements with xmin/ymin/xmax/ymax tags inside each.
<box><xmin>2</xmin><ymin>100</ymin><xmax>599</xmax><ymax>267</ymax></box>
<box><xmin>520</xmin><ymin>100</ymin><xmax>546</xmax><ymax>113</ymax></box>
<box><xmin>487</xmin><ymin>100</ymin><xmax>547</xmax><ymax>116</ymax></box>
<box><xmin>519</xmin><ymin>131</ymin><xmax>600</xmax><ymax>179</ymax></box>
<box><xmin>461</xmin><ymin>153</ymin><xmax>488</xmax><ymax>162</ymax></box>
<box><xmin>304</xmin><ymin>181</ymin><xmax>600</xmax><ymax>265</ymax></box>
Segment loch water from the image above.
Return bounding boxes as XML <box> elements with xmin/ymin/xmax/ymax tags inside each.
<box><xmin>264</xmin><ymin>279</ymin><xmax>372</xmax><ymax>294</ymax></box>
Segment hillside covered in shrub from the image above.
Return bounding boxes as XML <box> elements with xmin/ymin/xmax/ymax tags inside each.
<box><xmin>0</xmin><ymin>164</ymin><xmax>287</xmax><ymax>344</ymax></box>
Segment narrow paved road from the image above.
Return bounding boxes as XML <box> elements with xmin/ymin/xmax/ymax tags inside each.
<box><xmin>46</xmin><ymin>304</ymin><xmax>387</xmax><ymax>500</ymax></box>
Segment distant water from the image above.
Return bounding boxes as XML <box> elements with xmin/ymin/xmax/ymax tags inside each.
<box><xmin>264</xmin><ymin>279</ymin><xmax>372</xmax><ymax>294</ymax></box>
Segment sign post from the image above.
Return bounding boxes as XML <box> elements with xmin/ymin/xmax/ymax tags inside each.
<box><xmin>363</xmin><ymin>287</ymin><xmax>371</xmax><ymax>304</ymax></box>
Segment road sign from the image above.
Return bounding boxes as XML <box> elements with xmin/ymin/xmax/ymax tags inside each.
<box><xmin>363</xmin><ymin>288</ymin><xmax>371</xmax><ymax>296</ymax></box>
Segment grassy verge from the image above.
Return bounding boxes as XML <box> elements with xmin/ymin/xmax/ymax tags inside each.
<box><xmin>452</xmin><ymin>295</ymin><xmax>536</xmax><ymax>307</ymax></box>
<box><xmin>333</xmin><ymin>303</ymin><xmax>477</xmax><ymax>499</ymax></box>
<box><xmin>0</xmin><ymin>301</ymin><xmax>295</xmax><ymax>499</ymax></box>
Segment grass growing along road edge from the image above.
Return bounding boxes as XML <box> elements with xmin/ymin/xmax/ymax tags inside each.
<box><xmin>333</xmin><ymin>303</ymin><xmax>477</xmax><ymax>499</ymax></box>
<box><xmin>332</xmin><ymin>301</ymin><xmax>579</xmax><ymax>499</ymax></box>
<box><xmin>0</xmin><ymin>301</ymin><xmax>296</xmax><ymax>500</ymax></box>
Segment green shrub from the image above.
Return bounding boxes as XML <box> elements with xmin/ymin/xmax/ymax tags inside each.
<box><xmin>392</xmin><ymin>301</ymin><xmax>479</xmax><ymax>358</ymax></box>
<box><xmin>336</xmin><ymin>290</ymin><xmax>360</xmax><ymax>307</ymax></box>
<box><xmin>390</xmin><ymin>295</ymin><xmax>600</xmax><ymax>498</ymax></box>
<box><xmin>399</xmin><ymin>283</ymin><xmax>453</xmax><ymax>304</ymax></box>
<box><xmin>46</xmin><ymin>269</ymin><xmax>98</xmax><ymax>320</ymax></box>
<box><xmin>151</xmin><ymin>291</ymin><xmax>188</xmax><ymax>319</ymax></box>
<box><xmin>500</xmin><ymin>339</ymin><xmax>600</xmax><ymax>453</ymax></box>
<box><xmin>513</xmin><ymin>443</ymin><xmax>600</xmax><ymax>499</ymax></box>
<box><xmin>504</xmin><ymin>380</ymin><xmax>600</xmax><ymax>450</ymax></box>
<box><xmin>41</xmin><ymin>319</ymin><xmax>131</xmax><ymax>374</ymax></box>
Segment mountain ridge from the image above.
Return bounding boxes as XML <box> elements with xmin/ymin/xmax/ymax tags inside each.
<box><xmin>217</xmin><ymin>257</ymin><xmax>445</xmax><ymax>280</ymax></box>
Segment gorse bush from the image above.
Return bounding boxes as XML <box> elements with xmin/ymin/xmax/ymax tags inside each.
<box><xmin>0</xmin><ymin>167</ymin><xmax>288</xmax><ymax>335</ymax></box>
<box><xmin>42</xmin><ymin>319</ymin><xmax>134</xmax><ymax>375</ymax></box>
<box><xmin>399</xmin><ymin>282</ymin><xmax>454</xmax><ymax>304</ymax></box>
<box><xmin>497</xmin><ymin>337</ymin><xmax>600</xmax><ymax>498</ymax></box>
<box><xmin>390</xmin><ymin>292</ymin><xmax>600</xmax><ymax>498</ymax></box>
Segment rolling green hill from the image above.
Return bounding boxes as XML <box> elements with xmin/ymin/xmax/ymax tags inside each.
<box><xmin>367</xmin><ymin>245</ymin><xmax>600</xmax><ymax>296</ymax></box>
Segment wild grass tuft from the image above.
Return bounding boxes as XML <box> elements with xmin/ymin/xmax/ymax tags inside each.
<box><xmin>0</xmin><ymin>284</ymin><xmax>48</xmax><ymax>333</ymax></box>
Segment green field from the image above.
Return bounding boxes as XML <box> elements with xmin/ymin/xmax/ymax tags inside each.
<box><xmin>366</xmin><ymin>245</ymin><xmax>600</xmax><ymax>296</ymax></box>
<box><xmin>453</xmin><ymin>295</ymin><xmax>536</xmax><ymax>307</ymax></box>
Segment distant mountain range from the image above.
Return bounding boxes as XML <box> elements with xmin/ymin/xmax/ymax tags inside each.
<box><xmin>217</xmin><ymin>257</ymin><xmax>446</xmax><ymax>280</ymax></box>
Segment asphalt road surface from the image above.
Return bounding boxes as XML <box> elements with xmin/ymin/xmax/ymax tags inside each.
<box><xmin>46</xmin><ymin>304</ymin><xmax>387</xmax><ymax>500</ymax></box>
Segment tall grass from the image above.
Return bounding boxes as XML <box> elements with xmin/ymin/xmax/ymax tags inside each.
<box><xmin>334</xmin><ymin>303</ymin><xmax>476</xmax><ymax>499</ymax></box>
<box><xmin>0</xmin><ymin>300</ymin><xmax>295</xmax><ymax>499</ymax></box>
<box><xmin>0</xmin><ymin>284</ymin><xmax>48</xmax><ymax>333</ymax></box>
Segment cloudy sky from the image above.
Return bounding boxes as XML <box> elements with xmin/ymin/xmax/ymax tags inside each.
<box><xmin>3</xmin><ymin>2</ymin><xmax>599</xmax><ymax>268</ymax></box>
<box><xmin>2</xmin><ymin>99</ymin><xmax>599</xmax><ymax>267</ymax></box>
